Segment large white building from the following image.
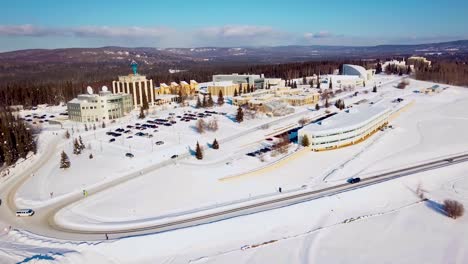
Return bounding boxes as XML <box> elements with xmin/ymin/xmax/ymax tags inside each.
<box><xmin>299</xmin><ymin>104</ymin><xmax>391</xmax><ymax>151</ymax></box>
<box><xmin>67</xmin><ymin>86</ymin><xmax>133</xmax><ymax>123</ymax></box>
<box><xmin>342</xmin><ymin>64</ymin><xmax>375</xmax><ymax>81</ymax></box>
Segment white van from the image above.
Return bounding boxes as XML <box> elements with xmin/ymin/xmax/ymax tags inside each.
<box><xmin>16</xmin><ymin>209</ymin><xmax>35</xmax><ymax>217</ymax></box>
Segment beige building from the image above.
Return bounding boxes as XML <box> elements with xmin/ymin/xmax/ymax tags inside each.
<box><xmin>68</xmin><ymin>86</ymin><xmax>133</xmax><ymax>123</ymax></box>
<box><xmin>155</xmin><ymin>80</ymin><xmax>199</xmax><ymax>96</ymax></box>
<box><xmin>233</xmin><ymin>87</ymin><xmax>320</xmax><ymax>108</ymax></box>
<box><xmin>206</xmin><ymin>81</ymin><xmax>240</xmax><ymax>96</ymax></box>
<box><xmin>407</xmin><ymin>56</ymin><xmax>431</xmax><ymax>67</ymax></box>
<box><xmin>112</xmin><ymin>74</ymin><xmax>154</xmax><ymax>109</ymax></box>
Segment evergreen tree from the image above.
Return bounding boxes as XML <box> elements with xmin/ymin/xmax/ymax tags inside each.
<box><xmin>73</xmin><ymin>138</ymin><xmax>81</xmax><ymax>155</ymax></box>
<box><xmin>302</xmin><ymin>76</ymin><xmax>307</xmax><ymax>85</ymax></box>
<box><xmin>217</xmin><ymin>90</ymin><xmax>224</xmax><ymax>106</ymax></box>
<box><xmin>178</xmin><ymin>90</ymin><xmax>185</xmax><ymax>105</ymax></box>
<box><xmin>79</xmin><ymin>136</ymin><xmax>85</xmax><ymax>150</ymax></box>
<box><xmin>93</xmin><ymin>124</ymin><xmax>96</xmax><ymax>130</ymax></box>
<box><xmin>325</xmin><ymin>99</ymin><xmax>329</xmax><ymax>108</ymax></box>
<box><xmin>85</xmin><ymin>124</ymin><xmax>88</xmax><ymax>131</ymax></box>
<box><xmin>138</xmin><ymin>107</ymin><xmax>145</xmax><ymax>119</ymax></box>
<box><xmin>376</xmin><ymin>62</ymin><xmax>383</xmax><ymax>74</ymax></box>
<box><xmin>65</xmin><ymin>130</ymin><xmax>70</xmax><ymax>139</ymax></box>
<box><xmin>301</xmin><ymin>135</ymin><xmax>311</xmax><ymax>147</ymax></box>
<box><xmin>234</xmin><ymin>88</ymin><xmax>238</xmax><ymax>97</ymax></box>
<box><xmin>60</xmin><ymin>151</ymin><xmax>71</xmax><ymax>168</ymax></box>
<box><xmin>317</xmin><ymin>79</ymin><xmax>321</xmax><ymax>89</ymax></box>
<box><xmin>202</xmin><ymin>94</ymin><xmax>207</xmax><ymax>107</ymax></box>
<box><xmin>89</xmin><ymin>153</ymin><xmax>93</xmax><ymax>159</ymax></box>
<box><xmin>102</xmin><ymin>121</ymin><xmax>106</xmax><ymax>128</ymax></box>
<box><xmin>212</xmin><ymin>138</ymin><xmax>219</xmax><ymax>149</ymax></box>
<box><xmin>196</xmin><ymin>96</ymin><xmax>202</xmax><ymax>108</ymax></box>
<box><xmin>315</xmin><ymin>103</ymin><xmax>320</xmax><ymax>110</ymax></box>
<box><xmin>329</xmin><ymin>78</ymin><xmax>333</xmax><ymax>89</ymax></box>
<box><xmin>239</xmin><ymin>86</ymin><xmax>243</xmax><ymax>95</ymax></box>
<box><xmin>142</xmin><ymin>91</ymin><xmax>149</xmax><ymax>110</ymax></box>
<box><xmin>236</xmin><ymin>106</ymin><xmax>244</xmax><ymax>123</ymax></box>
<box><xmin>372</xmin><ymin>85</ymin><xmax>377</xmax><ymax>93</ymax></box>
<box><xmin>195</xmin><ymin>141</ymin><xmax>203</xmax><ymax>160</ymax></box>
<box><xmin>207</xmin><ymin>93</ymin><xmax>214</xmax><ymax>107</ymax></box>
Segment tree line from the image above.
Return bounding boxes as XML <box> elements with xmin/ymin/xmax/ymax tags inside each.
<box><xmin>415</xmin><ymin>61</ymin><xmax>468</xmax><ymax>86</ymax></box>
<box><xmin>0</xmin><ymin>60</ymin><xmax>373</xmax><ymax>108</ymax></box>
<box><xmin>0</xmin><ymin>109</ymin><xmax>36</xmax><ymax>166</ymax></box>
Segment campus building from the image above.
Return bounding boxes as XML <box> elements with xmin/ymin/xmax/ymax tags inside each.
<box><xmin>299</xmin><ymin>104</ymin><xmax>391</xmax><ymax>151</ymax></box>
<box><xmin>233</xmin><ymin>87</ymin><xmax>320</xmax><ymax>107</ymax></box>
<box><xmin>155</xmin><ymin>80</ymin><xmax>199</xmax><ymax>96</ymax></box>
<box><xmin>407</xmin><ymin>56</ymin><xmax>431</xmax><ymax>67</ymax></box>
<box><xmin>67</xmin><ymin>87</ymin><xmax>133</xmax><ymax>123</ymax></box>
<box><xmin>204</xmin><ymin>81</ymin><xmax>240</xmax><ymax>97</ymax></box>
<box><xmin>342</xmin><ymin>64</ymin><xmax>375</xmax><ymax>81</ymax></box>
<box><xmin>112</xmin><ymin>60</ymin><xmax>154</xmax><ymax>109</ymax></box>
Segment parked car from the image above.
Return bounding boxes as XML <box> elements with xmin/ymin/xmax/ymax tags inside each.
<box><xmin>16</xmin><ymin>209</ymin><xmax>35</xmax><ymax>217</ymax></box>
<box><xmin>171</xmin><ymin>155</ymin><xmax>178</xmax><ymax>159</ymax></box>
<box><xmin>125</xmin><ymin>153</ymin><xmax>134</xmax><ymax>158</ymax></box>
<box><xmin>347</xmin><ymin>177</ymin><xmax>361</xmax><ymax>184</ymax></box>
<box><xmin>126</xmin><ymin>136</ymin><xmax>133</xmax><ymax>139</ymax></box>
<box><xmin>155</xmin><ymin>141</ymin><xmax>164</xmax><ymax>145</ymax></box>
<box><xmin>109</xmin><ymin>138</ymin><xmax>116</xmax><ymax>142</ymax></box>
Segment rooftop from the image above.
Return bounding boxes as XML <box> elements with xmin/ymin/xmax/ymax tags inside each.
<box><xmin>301</xmin><ymin>104</ymin><xmax>391</xmax><ymax>135</ymax></box>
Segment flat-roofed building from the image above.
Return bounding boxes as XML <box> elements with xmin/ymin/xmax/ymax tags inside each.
<box><xmin>68</xmin><ymin>87</ymin><xmax>133</xmax><ymax>123</ymax></box>
<box><xmin>204</xmin><ymin>81</ymin><xmax>240</xmax><ymax>97</ymax></box>
<box><xmin>299</xmin><ymin>104</ymin><xmax>391</xmax><ymax>151</ymax></box>
<box><xmin>407</xmin><ymin>56</ymin><xmax>431</xmax><ymax>67</ymax></box>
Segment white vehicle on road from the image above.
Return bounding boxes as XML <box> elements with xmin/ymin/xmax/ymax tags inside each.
<box><xmin>16</xmin><ymin>209</ymin><xmax>35</xmax><ymax>217</ymax></box>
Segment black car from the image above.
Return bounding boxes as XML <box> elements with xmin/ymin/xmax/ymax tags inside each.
<box><xmin>171</xmin><ymin>155</ymin><xmax>178</xmax><ymax>159</ymax></box>
<box><xmin>347</xmin><ymin>177</ymin><xmax>361</xmax><ymax>184</ymax></box>
<box><xmin>125</xmin><ymin>153</ymin><xmax>134</xmax><ymax>158</ymax></box>
<box><xmin>109</xmin><ymin>138</ymin><xmax>116</xmax><ymax>142</ymax></box>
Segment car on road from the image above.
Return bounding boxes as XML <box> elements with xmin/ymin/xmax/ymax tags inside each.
<box><xmin>16</xmin><ymin>209</ymin><xmax>35</xmax><ymax>217</ymax></box>
<box><xmin>109</xmin><ymin>138</ymin><xmax>116</xmax><ymax>142</ymax></box>
<box><xmin>171</xmin><ymin>155</ymin><xmax>178</xmax><ymax>159</ymax></box>
<box><xmin>125</xmin><ymin>153</ymin><xmax>134</xmax><ymax>158</ymax></box>
<box><xmin>347</xmin><ymin>177</ymin><xmax>361</xmax><ymax>184</ymax></box>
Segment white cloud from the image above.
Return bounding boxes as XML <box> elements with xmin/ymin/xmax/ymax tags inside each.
<box><xmin>73</xmin><ymin>26</ymin><xmax>170</xmax><ymax>38</ymax></box>
<box><xmin>304</xmin><ymin>31</ymin><xmax>334</xmax><ymax>39</ymax></box>
<box><xmin>0</xmin><ymin>24</ymin><xmax>169</xmax><ymax>39</ymax></box>
<box><xmin>0</xmin><ymin>24</ymin><xmax>58</xmax><ymax>36</ymax></box>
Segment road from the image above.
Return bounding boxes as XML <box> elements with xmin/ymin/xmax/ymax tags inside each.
<box><xmin>3</xmin><ymin>152</ymin><xmax>467</xmax><ymax>241</ymax></box>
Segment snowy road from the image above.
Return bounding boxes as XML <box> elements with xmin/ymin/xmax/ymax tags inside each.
<box><xmin>1</xmin><ymin>151</ymin><xmax>465</xmax><ymax>241</ymax></box>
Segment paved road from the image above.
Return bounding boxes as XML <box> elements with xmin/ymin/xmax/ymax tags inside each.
<box><xmin>9</xmin><ymin>152</ymin><xmax>467</xmax><ymax>241</ymax></box>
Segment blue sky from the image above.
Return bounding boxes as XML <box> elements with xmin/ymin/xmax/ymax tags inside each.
<box><xmin>0</xmin><ymin>0</ymin><xmax>467</xmax><ymax>51</ymax></box>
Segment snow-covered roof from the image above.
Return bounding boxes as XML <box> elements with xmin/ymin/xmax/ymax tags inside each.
<box><xmin>342</xmin><ymin>64</ymin><xmax>367</xmax><ymax>79</ymax></box>
<box><xmin>180</xmin><ymin>81</ymin><xmax>189</xmax><ymax>85</ymax></box>
<box><xmin>301</xmin><ymin>105</ymin><xmax>391</xmax><ymax>136</ymax></box>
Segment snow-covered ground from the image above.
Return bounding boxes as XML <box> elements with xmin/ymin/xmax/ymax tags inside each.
<box><xmin>3</xmin><ymin>75</ymin><xmax>468</xmax><ymax>263</ymax></box>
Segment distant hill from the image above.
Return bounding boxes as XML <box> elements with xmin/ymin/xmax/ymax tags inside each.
<box><xmin>0</xmin><ymin>40</ymin><xmax>467</xmax><ymax>83</ymax></box>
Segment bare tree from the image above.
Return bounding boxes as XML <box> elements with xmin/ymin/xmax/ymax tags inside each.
<box><xmin>195</xmin><ymin>119</ymin><xmax>206</xmax><ymax>133</ymax></box>
<box><xmin>443</xmin><ymin>200</ymin><xmax>464</xmax><ymax>219</ymax></box>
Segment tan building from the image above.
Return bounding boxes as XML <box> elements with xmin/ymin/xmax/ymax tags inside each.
<box><xmin>155</xmin><ymin>80</ymin><xmax>199</xmax><ymax>96</ymax></box>
<box><xmin>407</xmin><ymin>56</ymin><xmax>431</xmax><ymax>67</ymax></box>
<box><xmin>233</xmin><ymin>87</ymin><xmax>320</xmax><ymax>108</ymax></box>
<box><xmin>207</xmin><ymin>81</ymin><xmax>240</xmax><ymax>96</ymax></box>
<box><xmin>112</xmin><ymin>62</ymin><xmax>154</xmax><ymax>109</ymax></box>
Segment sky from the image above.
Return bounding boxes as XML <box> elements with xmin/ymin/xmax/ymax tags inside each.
<box><xmin>0</xmin><ymin>0</ymin><xmax>467</xmax><ymax>51</ymax></box>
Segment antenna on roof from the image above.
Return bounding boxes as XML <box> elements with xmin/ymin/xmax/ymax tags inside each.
<box><xmin>102</xmin><ymin>86</ymin><xmax>108</xmax><ymax>92</ymax></box>
<box><xmin>86</xmin><ymin>86</ymin><xmax>93</xmax><ymax>94</ymax></box>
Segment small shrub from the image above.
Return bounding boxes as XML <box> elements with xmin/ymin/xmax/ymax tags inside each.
<box><xmin>443</xmin><ymin>199</ymin><xmax>464</xmax><ymax>219</ymax></box>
